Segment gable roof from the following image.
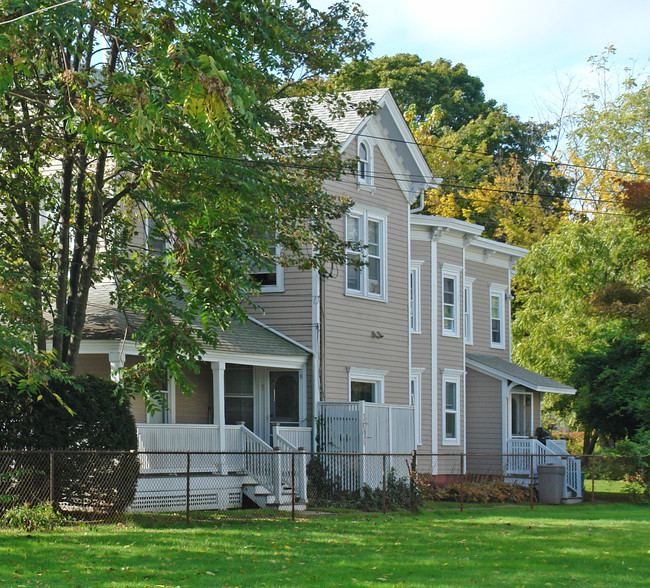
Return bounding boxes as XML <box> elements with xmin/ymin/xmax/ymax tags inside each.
<box><xmin>295</xmin><ymin>88</ymin><xmax>437</xmax><ymax>204</ymax></box>
<box><xmin>466</xmin><ymin>353</ymin><xmax>575</xmax><ymax>394</ymax></box>
<box><xmin>80</xmin><ymin>282</ymin><xmax>309</xmax><ymax>358</ymax></box>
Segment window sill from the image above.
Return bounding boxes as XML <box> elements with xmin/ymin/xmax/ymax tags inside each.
<box><xmin>441</xmin><ymin>330</ymin><xmax>460</xmax><ymax>338</ymax></box>
<box><xmin>357</xmin><ymin>182</ymin><xmax>375</xmax><ymax>193</ymax></box>
<box><xmin>344</xmin><ymin>290</ymin><xmax>388</xmax><ymax>303</ymax></box>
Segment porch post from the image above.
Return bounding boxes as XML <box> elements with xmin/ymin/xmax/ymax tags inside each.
<box><xmin>108</xmin><ymin>351</ymin><xmax>125</xmax><ymax>383</ymax></box>
<box><xmin>211</xmin><ymin>361</ymin><xmax>226</xmax><ymax>471</ymax></box>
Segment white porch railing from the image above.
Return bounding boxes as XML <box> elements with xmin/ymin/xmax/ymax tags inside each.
<box><xmin>506</xmin><ymin>438</ymin><xmax>582</xmax><ymax>499</ymax></box>
<box><xmin>135</xmin><ymin>423</ymin><xmax>308</xmax><ymax>505</ymax></box>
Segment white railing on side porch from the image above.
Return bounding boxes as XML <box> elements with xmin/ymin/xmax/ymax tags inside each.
<box><xmin>506</xmin><ymin>438</ymin><xmax>582</xmax><ymax>499</ymax></box>
<box><xmin>273</xmin><ymin>427</ymin><xmax>309</xmax><ymax>501</ymax></box>
<box><xmin>135</xmin><ymin>423</ymin><xmax>306</xmax><ymax>505</ymax></box>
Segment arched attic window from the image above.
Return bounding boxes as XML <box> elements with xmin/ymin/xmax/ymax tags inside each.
<box><xmin>357</xmin><ymin>140</ymin><xmax>372</xmax><ymax>186</ymax></box>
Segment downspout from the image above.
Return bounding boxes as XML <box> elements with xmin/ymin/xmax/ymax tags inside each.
<box><xmin>311</xmin><ymin>268</ymin><xmax>321</xmax><ymax>451</ymax></box>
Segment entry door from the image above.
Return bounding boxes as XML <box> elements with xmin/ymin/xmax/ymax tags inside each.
<box><xmin>269</xmin><ymin>371</ymin><xmax>300</xmax><ymax>437</ymax></box>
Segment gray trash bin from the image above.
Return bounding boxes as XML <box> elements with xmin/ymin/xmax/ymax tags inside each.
<box><xmin>537</xmin><ymin>463</ymin><xmax>565</xmax><ymax>504</ymax></box>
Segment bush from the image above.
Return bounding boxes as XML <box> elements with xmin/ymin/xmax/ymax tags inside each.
<box><xmin>419</xmin><ymin>476</ymin><xmax>532</xmax><ymax>504</ymax></box>
<box><xmin>2</xmin><ymin>502</ymin><xmax>67</xmax><ymax>532</ymax></box>
<box><xmin>0</xmin><ymin>375</ymin><xmax>139</xmax><ymax>516</ymax></box>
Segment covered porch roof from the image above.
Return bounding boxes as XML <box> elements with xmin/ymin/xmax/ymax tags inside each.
<box><xmin>466</xmin><ymin>353</ymin><xmax>575</xmax><ymax>394</ymax></box>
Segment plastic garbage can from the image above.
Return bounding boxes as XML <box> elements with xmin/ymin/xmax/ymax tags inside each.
<box><xmin>537</xmin><ymin>463</ymin><xmax>565</xmax><ymax>504</ymax></box>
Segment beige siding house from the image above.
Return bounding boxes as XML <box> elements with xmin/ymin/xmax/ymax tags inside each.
<box><xmin>74</xmin><ymin>89</ymin><xmax>581</xmax><ymax>506</ymax></box>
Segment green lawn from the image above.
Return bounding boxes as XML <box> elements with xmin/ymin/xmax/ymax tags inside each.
<box><xmin>1</xmin><ymin>503</ymin><xmax>648</xmax><ymax>587</ymax></box>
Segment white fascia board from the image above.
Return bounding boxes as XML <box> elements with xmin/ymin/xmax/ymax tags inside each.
<box><xmin>411</xmin><ymin>215</ymin><xmax>484</xmax><ymax>238</ymax></box>
<box><xmin>469</xmin><ymin>237</ymin><xmax>528</xmax><ymax>260</ymax></box>
<box><xmin>466</xmin><ymin>358</ymin><xmax>576</xmax><ymax>395</ymax></box>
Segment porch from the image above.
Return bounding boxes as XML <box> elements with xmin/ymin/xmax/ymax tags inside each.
<box><xmin>505</xmin><ymin>438</ymin><xmax>583</xmax><ymax>501</ymax></box>
<box><xmin>131</xmin><ymin>423</ymin><xmax>311</xmax><ymax>512</ymax></box>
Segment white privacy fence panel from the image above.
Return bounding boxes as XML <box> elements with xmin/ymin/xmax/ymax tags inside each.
<box><xmin>317</xmin><ymin>401</ymin><xmax>415</xmax><ymax>490</ymax></box>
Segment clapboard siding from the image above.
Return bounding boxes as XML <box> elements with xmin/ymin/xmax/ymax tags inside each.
<box><xmin>465</xmin><ymin>259</ymin><xmax>510</xmax><ymax>357</ymax></box>
<box><xmin>466</xmin><ymin>367</ymin><xmax>503</xmax><ymax>458</ymax></box>
<box><xmin>321</xmin><ymin>138</ymin><xmax>410</xmax><ymax>404</ymax></box>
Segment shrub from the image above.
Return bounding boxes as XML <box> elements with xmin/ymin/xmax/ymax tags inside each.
<box><xmin>419</xmin><ymin>476</ymin><xmax>532</xmax><ymax>504</ymax></box>
<box><xmin>0</xmin><ymin>375</ymin><xmax>139</xmax><ymax>516</ymax></box>
<box><xmin>2</xmin><ymin>502</ymin><xmax>67</xmax><ymax>532</ymax></box>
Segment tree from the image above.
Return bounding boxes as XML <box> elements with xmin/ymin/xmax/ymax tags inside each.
<box><xmin>512</xmin><ymin>215</ymin><xmax>650</xmax><ymax>451</ymax></box>
<box><xmin>572</xmin><ymin>336</ymin><xmax>650</xmax><ymax>448</ymax></box>
<box><xmin>327</xmin><ymin>53</ymin><xmax>495</xmax><ymax>129</ymax></box>
<box><xmin>0</xmin><ymin>1</ymin><xmax>370</xmax><ymax>395</ymax></box>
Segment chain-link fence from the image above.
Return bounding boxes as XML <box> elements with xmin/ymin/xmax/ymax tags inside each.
<box><xmin>1</xmin><ymin>450</ymin><xmax>647</xmax><ymax>525</ymax></box>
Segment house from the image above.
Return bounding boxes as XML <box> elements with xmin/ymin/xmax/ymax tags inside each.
<box><xmin>76</xmin><ymin>89</ymin><xmax>580</xmax><ymax>509</ymax></box>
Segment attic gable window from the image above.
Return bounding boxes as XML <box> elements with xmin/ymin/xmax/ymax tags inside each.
<box><xmin>357</xmin><ymin>140</ymin><xmax>373</xmax><ymax>186</ymax></box>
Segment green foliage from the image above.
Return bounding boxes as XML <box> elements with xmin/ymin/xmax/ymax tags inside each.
<box><xmin>328</xmin><ymin>53</ymin><xmax>494</xmax><ymax>129</ymax></box>
<box><xmin>2</xmin><ymin>502</ymin><xmax>67</xmax><ymax>532</ymax></box>
<box><xmin>0</xmin><ymin>376</ymin><xmax>139</xmax><ymax>515</ymax></box>
<box><xmin>0</xmin><ymin>0</ymin><xmax>370</xmax><ymax>395</ymax></box>
<box><xmin>419</xmin><ymin>476</ymin><xmax>531</xmax><ymax>504</ymax></box>
<box><xmin>0</xmin><ymin>375</ymin><xmax>136</xmax><ymax>451</ymax></box>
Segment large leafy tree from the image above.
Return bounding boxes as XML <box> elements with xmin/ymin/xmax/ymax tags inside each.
<box><xmin>0</xmin><ymin>0</ymin><xmax>370</xmax><ymax>394</ymax></box>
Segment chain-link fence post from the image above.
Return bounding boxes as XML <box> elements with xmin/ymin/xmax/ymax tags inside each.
<box><xmin>459</xmin><ymin>453</ymin><xmax>464</xmax><ymax>512</ymax></box>
<box><xmin>186</xmin><ymin>452</ymin><xmax>191</xmax><ymax>525</ymax></box>
<box><xmin>409</xmin><ymin>451</ymin><xmax>418</xmax><ymax>513</ymax></box>
<box><xmin>291</xmin><ymin>451</ymin><xmax>296</xmax><ymax>522</ymax></box>
<box><xmin>382</xmin><ymin>454</ymin><xmax>387</xmax><ymax>514</ymax></box>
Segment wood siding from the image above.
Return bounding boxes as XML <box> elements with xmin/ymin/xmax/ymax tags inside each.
<box><xmin>320</xmin><ymin>138</ymin><xmax>410</xmax><ymax>405</ymax></box>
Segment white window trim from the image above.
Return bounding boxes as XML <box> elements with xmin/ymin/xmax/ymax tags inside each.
<box><xmin>410</xmin><ymin>262</ymin><xmax>423</xmax><ymax>334</ymax></box>
<box><xmin>489</xmin><ymin>283</ymin><xmax>507</xmax><ymax>349</ymax></box>
<box><xmin>345</xmin><ymin>209</ymin><xmax>387</xmax><ymax>301</ymax></box>
<box><xmin>510</xmin><ymin>389</ymin><xmax>534</xmax><ymax>438</ymax></box>
<box><xmin>410</xmin><ymin>368</ymin><xmax>425</xmax><ymax>446</ymax></box>
<box><xmin>441</xmin><ymin>263</ymin><xmax>461</xmax><ymax>337</ymax></box>
<box><xmin>251</xmin><ymin>242</ymin><xmax>285</xmax><ymax>293</ymax></box>
<box><xmin>347</xmin><ymin>367</ymin><xmax>388</xmax><ymax>403</ymax></box>
<box><xmin>357</xmin><ymin>139</ymin><xmax>374</xmax><ymax>187</ymax></box>
<box><xmin>441</xmin><ymin>368</ymin><xmax>462</xmax><ymax>446</ymax></box>
<box><xmin>146</xmin><ymin>377</ymin><xmax>175</xmax><ymax>424</ymax></box>
<box><xmin>464</xmin><ymin>277</ymin><xmax>475</xmax><ymax>345</ymax></box>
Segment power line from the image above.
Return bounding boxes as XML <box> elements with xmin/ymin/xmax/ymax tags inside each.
<box><xmin>0</xmin><ymin>0</ymin><xmax>79</xmax><ymax>26</ymax></box>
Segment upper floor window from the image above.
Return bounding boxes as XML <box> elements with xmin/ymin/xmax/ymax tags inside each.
<box><xmin>489</xmin><ymin>284</ymin><xmax>506</xmax><ymax>349</ymax></box>
<box><xmin>464</xmin><ymin>278</ymin><xmax>474</xmax><ymax>345</ymax></box>
<box><xmin>345</xmin><ymin>211</ymin><xmax>386</xmax><ymax>300</ymax></box>
<box><xmin>441</xmin><ymin>264</ymin><xmax>461</xmax><ymax>337</ymax></box>
<box><xmin>145</xmin><ymin>217</ymin><xmax>167</xmax><ymax>255</ymax></box>
<box><xmin>250</xmin><ymin>239</ymin><xmax>284</xmax><ymax>293</ymax></box>
<box><xmin>357</xmin><ymin>140</ymin><xmax>373</xmax><ymax>186</ymax></box>
<box><xmin>410</xmin><ymin>263</ymin><xmax>422</xmax><ymax>333</ymax></box>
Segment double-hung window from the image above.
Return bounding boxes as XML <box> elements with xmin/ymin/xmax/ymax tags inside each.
<box><xmin>345</xmin><ymin>210</ymin><xmax>387</xmax><ymax>300</ymax></box>
<box><xmin>489</xmin><ymin>284</ymin><xmax>506</xmax><ymax>349</ymax></box>
<box><xmin>410</xmin><ymin>263</ymin><xmax>422</xmax><ymax>333</ymax></box>
<box><xmin>441</xmin><ymin>264</ymin><xmax>461</xmax><ymax>337</ymax></box>
<box><xmin>250</xmin><ymin>239</ymin><xmax>284</xmax><ymax>292</ymax></box>
<box><xmin>441</xmin><ymin>369</ymin><xmax>462</xmax><ymax>445</ymax></box>
<box><xmin>464</xmin><ymin>277</ymin><xmax>474</xmax><ymax>345</ymax></box>
<box><xmin>410</xmin><ymin>369</ymin><xmax>424</xmax><ymax>446</ymax></box>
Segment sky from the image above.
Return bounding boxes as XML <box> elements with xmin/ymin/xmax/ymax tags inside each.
<box><xmin>310</xmin><ymin>0</ymin><xmax>650</xmax><ymax>122</ymax></box>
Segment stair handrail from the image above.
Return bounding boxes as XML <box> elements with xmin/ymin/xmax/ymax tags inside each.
<box><xmin>238</xmin><ymin>425</ymin><xmax>281</xmax><ymax>502</ymax></box>
<box><xmin>274</xmin><ymin>427</ymin><xmax>308</xmax><ymax>502</ymax></box>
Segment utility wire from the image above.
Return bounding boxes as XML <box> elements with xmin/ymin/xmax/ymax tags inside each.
<box><xmin>0</xmin><ymin>0</ymin><xmax>79</xmax><ymax>25</ymax></box>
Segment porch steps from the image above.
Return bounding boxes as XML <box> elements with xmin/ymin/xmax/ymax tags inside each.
<box><xmin>242</xmin><ymin>482</ymin><xmax>307</xmax><ymax>511</ymax></box>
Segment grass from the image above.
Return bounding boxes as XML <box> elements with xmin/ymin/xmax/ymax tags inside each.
<box><xmin>1</xmin><ymin>503</ymin><xmax>648</xmax><ymax>587</ymax></box>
